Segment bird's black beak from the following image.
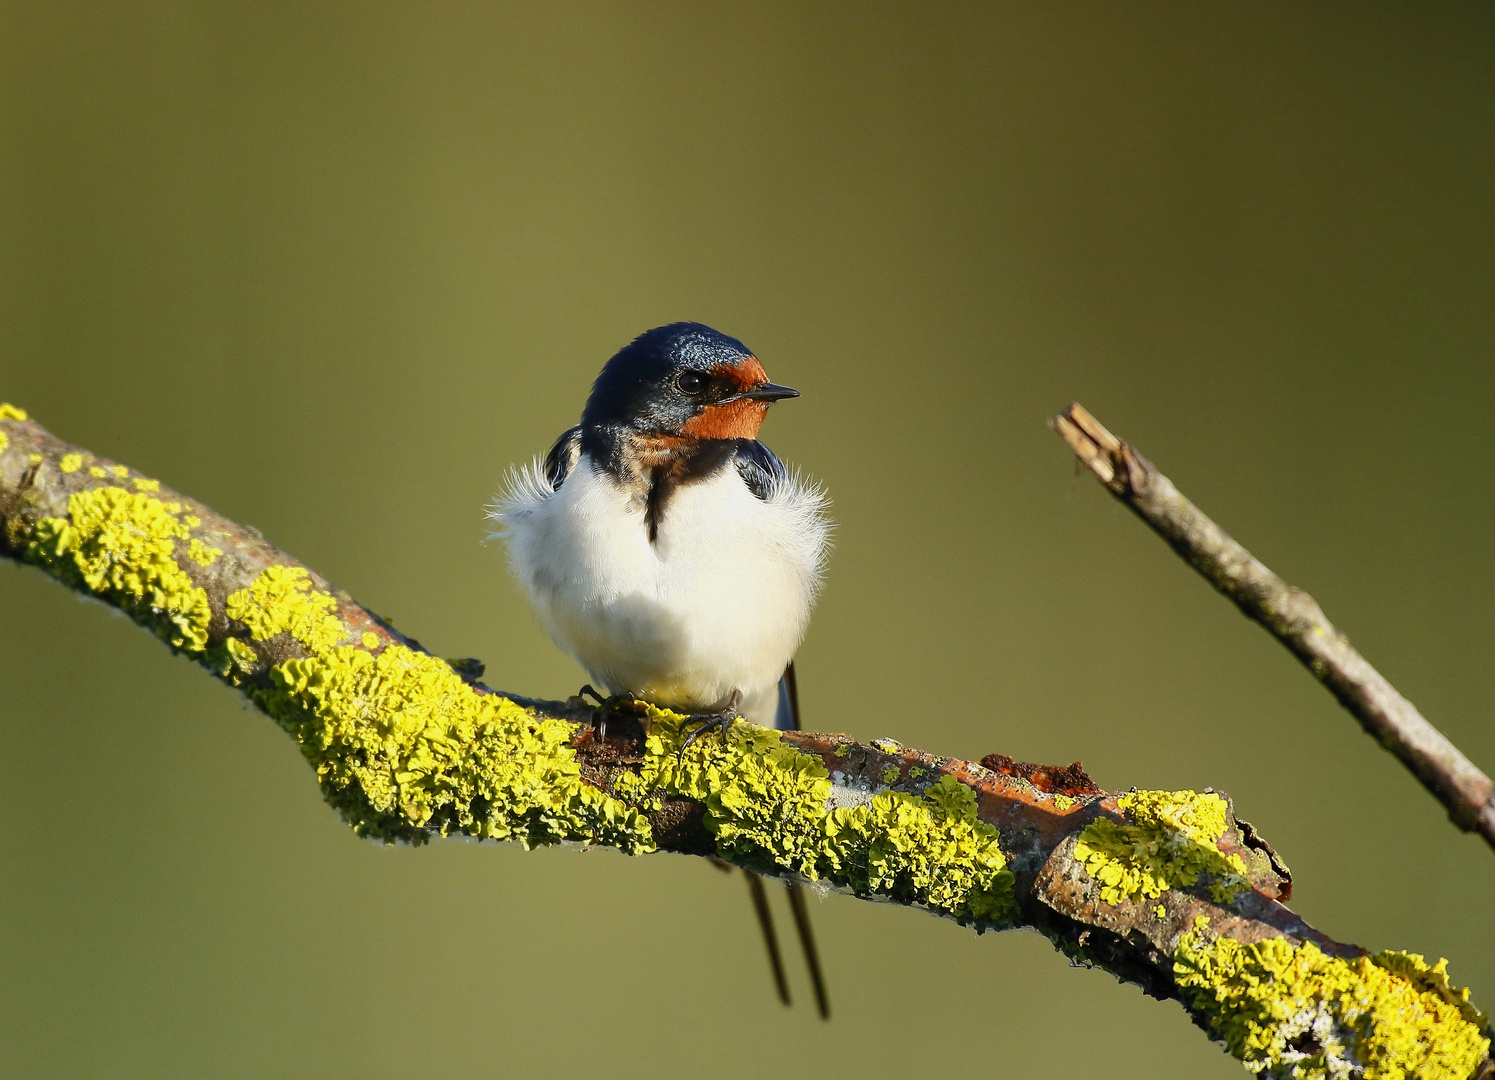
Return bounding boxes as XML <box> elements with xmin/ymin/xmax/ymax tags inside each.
<box><xmin>739</xmin><ymin>382</ymin><xmax>800</xmax><ymax>402</ymax></box>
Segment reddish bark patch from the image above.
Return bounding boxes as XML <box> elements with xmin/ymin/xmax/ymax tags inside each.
<box><xmin>978</xmin><ymin>753</ymin><xmax>1104</xmax><ymax>797</ymax></box>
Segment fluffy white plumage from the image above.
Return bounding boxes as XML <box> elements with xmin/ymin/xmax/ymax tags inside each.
<box><xmin>492</xmin><ymin>450</ymin><xmax>830</xmax><ymax>727</ymax></box>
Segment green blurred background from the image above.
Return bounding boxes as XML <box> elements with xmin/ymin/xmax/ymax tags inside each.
<box><xmin>3</xmin><ymin>2</ymin><xmax>1493</xmax><ymax>1076</ymax></box>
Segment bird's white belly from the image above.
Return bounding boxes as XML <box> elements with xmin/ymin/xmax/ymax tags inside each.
<box><xmin>500</xmin><ymin>456</ymin><xmax>825</xmax><ymax>726</ymax></box>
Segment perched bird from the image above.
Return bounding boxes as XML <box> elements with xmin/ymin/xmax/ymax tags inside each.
<box><xmin>493</xmin><ymin>322</ymin><xmax>832</xmax><ymax>1016</ymax></box>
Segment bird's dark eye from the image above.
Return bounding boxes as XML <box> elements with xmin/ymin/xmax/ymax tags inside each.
<box><xmin>676</xmin><ymin>371</ymin><xmax>709</xmax><ymax>396</ymax></box>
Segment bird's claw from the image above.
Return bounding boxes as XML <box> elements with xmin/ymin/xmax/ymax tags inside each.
<box><xmin>576</xmin><ymin>685</ymin><xmax>642</xmax><ymax>743</ymax></box>
<box><xmin>678</xmin><ymin>689</ymin><xmax>745</xmax><ymax>757</ymax></box>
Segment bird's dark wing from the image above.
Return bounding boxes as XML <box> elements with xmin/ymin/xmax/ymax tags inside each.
<box><xmin>544</xmin><ymin>426</ymin><xmax>583</xmax><ymax>490</ymax></box>
<box><xmin>734</xmin><ymin>439</ymin><xmax>788</xmax><ymax>501</ymax></box>
<box><xmin>773</xmin><ymin>660</ymin><xmax>800</xmax><ymax>732</ymax></box>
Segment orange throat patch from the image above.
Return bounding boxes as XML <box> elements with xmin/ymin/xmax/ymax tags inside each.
<box><xmin>681</xmin><ymin>398</ymin><xmax>771</xmax><ymax>440</ymax></box>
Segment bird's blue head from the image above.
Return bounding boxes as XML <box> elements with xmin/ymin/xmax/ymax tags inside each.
<box><xmin>581</xmin><ymin>322</ymin><xmax>799</xmax><ymax>439</ymax></box>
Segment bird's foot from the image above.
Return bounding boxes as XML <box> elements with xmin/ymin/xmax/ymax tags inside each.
<box><xmin>575</xmin><ymin>685</ymin><xmax>644</xmax><ymax>744</ymax></box>
<box><xmin>678</xmin><ymin>689</ymin><xmax>745</xmax><ymax>756</ymax></box>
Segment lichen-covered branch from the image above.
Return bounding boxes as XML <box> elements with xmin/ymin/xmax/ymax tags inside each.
<box><xmin>1052</xmin><ymin>403</ymin><xmax>1495</xmax><ymax>855</ymax></box>
<box><xmin>2</xmin><ymin>403</ymin><xmax>1489</xmax><ymax>1080</ymax></box>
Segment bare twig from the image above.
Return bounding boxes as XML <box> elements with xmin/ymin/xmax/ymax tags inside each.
<box><xmin>1053</xmin><ymin>403</ymin><xmax>1495</xmax><ymax>851</ymax></box>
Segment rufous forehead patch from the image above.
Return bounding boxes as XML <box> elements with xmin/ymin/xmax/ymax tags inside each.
<box><xmin>718</xmin><ymin>354</ymin><xmax>769</xmax><ymax>389</ymax></box>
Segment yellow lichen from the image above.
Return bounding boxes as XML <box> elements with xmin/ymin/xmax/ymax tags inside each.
<box><xmin>225</xmin><ymin>565</ymin><xmax>347</xmax><ymax>653</ymax></box>
<box><xmin>1051</xmin><ymin>793</ymin><xmax>1076</xmax><ymax>812</ymax></box>
<box><xmin>1074</xmin><ymin>789</ymin><xmax>1249</xmax><ymax>905</ymax></box>
<box><xmin>266</xmin><ymin>644</ymin><xmax>651</xmax><ymax>848</ymax></box>
<box><xmin>616</xmin><ymin>712</ymin><xmax>1017</xmax><ymax>923</ymax></box>
<box><xmin>204</xmin><ymin>636</ymin><xmax>261</xmax><ymax>683</ymax></box>
<box><xmin>221</xmin><ymin>565</ymin><xmax>650</xmax><ymax>849</ymax></box>
<box><xmin>1371</xmin><ymin>950</ymin><xmax>1488</xmax><ymax>1030</ymax></box>
<box><xmin>187</xmin><ymin>538</ymin><xmax>222</xmax><ymax>567</ymax></box>
<box><xmin>224</xmin><ymin>637</ymin><xmax>258</xmax><ymax>672</ymax></box>
<box><xmin>28</xmin><ymin>452</ymin><xmax>42</xmax><ymax>464</ymax></box>
<box><xmin>25</xmin><ymin>486</ymin><xmax>212</xmax><ymax>651</ymax></box>
<box><xmin>89</xmin><ymin>466</ymin><xmax>107</xmax><ymax>478</ymax></box>
<box><xmin>60</xmin><ymin>453</ymin><xmax>82</xmax><ymax>473</ymax></box>
<box><xmin>824</xmin><ymin>772</ymin><xmax>1017</xmax><ymax>921</ymax></box>
<box><xmin>0</xmin><ymin>431</ymin><xmax>7</xmax><ymax>453</ymax></box>
<box><xmin>1175</xmin><ymin>918</ymin><xmax>1489</xmax><ymax>1079</ymax></box>
<box><xmin>0</xmin><ymin>402</ymin><xmax>27</xmax><ymax>420</ymax></box>
<box><xmin>111</xmin><ymin>465</ymin><xmax>128</xmax><ymax>478</ymax></box>
<box><xmin>618</xmin><ymin>711</ymin><xmax>838</xmax><ymax>877</ymax></box>
<box><xmin>881</xmin><ymin>765</ymin><xmax>901</xmax><ymax>785</ymax></box>
<box><xmin>361</xmin><ymin>631</ymin><xmax>380</xmax><ymax>649</ymax></box>
<box><xmin>133</xmin><ymin>477</ymin><xmax>160</xmax><ymax>492</ymax></box>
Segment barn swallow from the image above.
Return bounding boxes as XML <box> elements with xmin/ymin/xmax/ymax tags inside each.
<box><xmin>493</xmin><ymin>322</ymin><xmax>832</xmax><ymax>1017</ymax></box>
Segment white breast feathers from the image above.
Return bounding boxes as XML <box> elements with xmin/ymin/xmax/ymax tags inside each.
<box><xmin>491</xmin><ymin>450</ymin><xmax>830</xmax><ymax>727</ymax></box>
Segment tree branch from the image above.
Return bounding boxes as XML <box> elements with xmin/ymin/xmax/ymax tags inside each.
<box><xmin>2</xmin><ymin>403</ymin><xmax>1489</xmax><ymax>1079</ymax></box>
<box><xmin>1052</xmin><ymin>403</ymin><xmax>1495</xmax><ymax>853</ymax></box>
